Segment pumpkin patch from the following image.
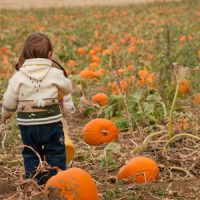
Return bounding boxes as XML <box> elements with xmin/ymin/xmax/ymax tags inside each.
<box><xmin>1</xmin><ymin>1</ymin><xmax>200</xmax><ymax>199</ymax></box>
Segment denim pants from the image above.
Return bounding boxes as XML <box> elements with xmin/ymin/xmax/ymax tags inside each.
<box><xmin>19</xmin><ymin>121</ymin><xmax>66</xmax><ymax>185</ymax></box>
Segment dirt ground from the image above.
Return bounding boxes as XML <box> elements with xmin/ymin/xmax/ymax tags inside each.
<box><xmin>0</xmin><ymin>180</ymin><xmax>17</xmax><ymax>199</ymax></box>
<box><xmin>1</xmin><ymin>177</ymin><xmax>200</xmax><ymax>199</ymax></box>
<box><xmin>0</xmin><ymin>0</ymin><xmax>180</xmax><ymax>9</ymax></box>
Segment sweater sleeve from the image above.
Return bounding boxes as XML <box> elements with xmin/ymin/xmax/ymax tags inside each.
<box><xmin>2</xmin><ymin>73</ymin><xmax>20</xmax><ymax>118</ymax></box>
<box><xmin>62</xmin><ymin>94</ymin><xmax>76</xmax><ymax>116</ymax></box>
<box><xmin>54</xmin><ymin>69</ymin><xmax>72</xmax><ymax>96</ymax></box>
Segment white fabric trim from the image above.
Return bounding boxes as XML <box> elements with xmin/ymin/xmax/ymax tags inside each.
<box><xmin>17</xmin><ymin>118</ymin><xmax>62</xmax><ymax>125</ymax></box>
<box><xmin>17</xmin><ymin>114</ymin><xmax>62</xmax><ymax>122</ymax></box>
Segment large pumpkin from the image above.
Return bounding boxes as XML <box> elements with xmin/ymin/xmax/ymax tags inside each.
<box><xmin>82</xmin><ymin>118</ymin><xmax>119</xmax><ymax>146</ymax></box>
<box><xmin>91</xmin><ymin>93</ymin><xmax>109</xmax><ymax>106</ymax></box>
<box><xmin>117</xmin><ymin>156</ymin><xmax>159</xmax><ymax>184</ymax></box>
<box><xmin>45</xmin><ymin>167</ymin><xmax>98</xmax><ymax>200</ymax></box>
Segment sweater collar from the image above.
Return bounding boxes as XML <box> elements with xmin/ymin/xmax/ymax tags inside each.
<box><xmin>22</xmin><ymin>58</ymin><xmax>52</xmax><ymax>67</ymax></box>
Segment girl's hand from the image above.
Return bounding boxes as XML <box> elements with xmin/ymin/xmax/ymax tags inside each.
<box><xmin>59</xmin><ymin>99</ymin><xmax>63</xmax><ymax>109</ymax></box>
<box><xmin>2</xmin><ymin>116</ymin><xmax>8</xmax><ymax>125</ymax></box>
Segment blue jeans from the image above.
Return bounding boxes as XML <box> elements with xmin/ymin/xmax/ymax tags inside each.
<box><xmin>19</xmin><ymin>121</ymin><xmax>66</xmax><ymax>185</ymax></box>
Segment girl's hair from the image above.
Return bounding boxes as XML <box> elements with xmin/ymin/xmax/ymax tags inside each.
<box><xmin>15</xmin><ymin>32</ymin><xmax>67</xmax><ymax>77</ymax></box>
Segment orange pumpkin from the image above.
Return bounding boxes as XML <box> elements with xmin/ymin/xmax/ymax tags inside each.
<box><xmin>179</xmin><ymin>36</ymin><xmax>187</xmax><ymax>43</ymax></box>
<box><xmin>88</xmin><ymin>62</ymin><xmax>99</xmax><ymax>70</ymax></box>
<box><xmin>117</xmin><ymin>68</ymin><xmax>126</xmax><ymax>74</ymax></box>
<box><xmin>89</xmin><ymin>49</ymin><xmax>97</xmax><ymax>57</ymax></box>
<box><xmin>179</xmin><ymin>35</ymin><xmax>193</xmax><ymax>43</ymax></box>
<box><xmin>117</xmin><ymin>156</ymin><xmax>159</xmax><ymax>184</ymax></box>
<box><xmin>138</xmin><ymin>69</ymin><xmax>149</xmax><ymax>80</ymax></box>
<box><xmin>65</xmin><ymin>68</ymin><xmax>71</xmax><ymax>76</ymax></box>
<box><xmin>96</xmin><ymin>68</ymin><xmax>106</xmax><ymax>76</ymax></box>
<box><xmin>198</xmin><ymin>50</ymin><xmax>200</xmax><ymax>57</ymax></box>
<box><xmin>108</xmin><ymin>82</ymin><xmax>118</xmax><ymax>95</ymax></box>
<box><xmin>128</xmin><ymin>46</ymin><xmax>136</xmax><ymax>53</ymax></box>
<box><xmin>102</xmin><ymin>49</ymin><xmax>112</xmax><ymax>55</ymax></box>
<box><xmin>45</xmin><ymin>167</ymin><xmax>99</xmax><ymax>200</ymax></box>
<box><xmin>127</xmin><ymin>65</ymin><xmax>135</xmax><ymax>71</ymax></box>
<box><xmin>82</xmin><ymin>118</ymin><xmax>119</xmax><ymax>146</ymax></box>
<box><xmin>91</xmin><ymin>93</ymin><xmax>109</xmax><ymax>106</ymax></box>
<box><xmin>137</xmin><ymin>69</ymin><xmax>155</xmax><ymax>87</ymax></box>
<box><xmin>67</xmin><ymin>60</ymin><xmax>77</xmax><ymax>68</ymax></box>
<box><xmin>147</xmin><ymin>53</ymin><xmax>154</xmax><ymax>61</ymax></box>
<box><xmin>79</xmin><ymin>68</ymin><xmax>99</xmax><ymax>80</ymax></box>
<box><xmin>120</xmin><ymin>79</ymin><xmax>128</xmax><ymax>91</ymax></box>
<box><xmin>179</xmin><ymin>79</ymin><xmax>191</xmax><ymax>95</ymax></box>
<box><xmin>76</xmin><ymin>47</ymin><xmax>86</xmax><ymax>55</ymax></box>
<box><xmin>91</xmin><ymin>56</ymin><xmax>101</xmax><ymax>63</ymax></box>
<box><xmin>194</xmin><ymin>93</ymin><xmax>200</xmax><ymax>104</ymax></box>
<box><xmin>93</xmin><ymin>46</ymin><xmax>102</xmax><ymax>53</ymax></box>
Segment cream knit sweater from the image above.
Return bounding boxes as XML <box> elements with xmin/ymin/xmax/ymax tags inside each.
<box><xmin>2</xmin><ymin>58</ymin><xmax>73</xmax><ymax>125</ymax></box>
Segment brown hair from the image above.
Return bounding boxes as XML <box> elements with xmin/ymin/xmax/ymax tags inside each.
<box><xmin>15</xmin><ymin>32</ymin><xmax>67</xmax><ymax>77</ymax></box>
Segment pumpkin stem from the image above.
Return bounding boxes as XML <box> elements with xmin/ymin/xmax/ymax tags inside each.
<box><xmin>101</xmin><ymin>129</ymin><xmax>109</xmax><ymax>136</ymax></box>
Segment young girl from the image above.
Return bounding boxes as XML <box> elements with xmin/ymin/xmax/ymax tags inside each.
<box><xmin>1</xmin><ymin>32</ymin><xmax>75</xmax><ymax>184</ymax></box>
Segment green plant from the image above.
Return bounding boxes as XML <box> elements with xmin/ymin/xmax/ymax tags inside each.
<box><xmin>133</xmin><ymin>64</ymin><xmax>200</xmax><ymax>153</ymax></box>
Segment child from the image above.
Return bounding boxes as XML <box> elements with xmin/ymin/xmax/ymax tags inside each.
<box><xmin>1</xmin><ymin>32</ymin><xmax>74</xmax><ymax>184</ymax></box>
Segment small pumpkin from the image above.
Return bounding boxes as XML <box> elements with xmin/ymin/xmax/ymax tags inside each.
<box><xmin>91</xmin><ymin>56</ymin><xmax>101</xmax><ymax>63</ymax></box>
<box><xmin>102</xmin><ymin>49</ymin><xmax>112</xmax><ymax>55</ymax></box>
<box><xmin>65</xmin><ymin>68</ymin><xmax>71</xmax><ymax>76</ymax></box>
<box><xmin>93</xmin><ymin>46</ymin><xmax>102</xmax><ymax>53</ymax></box>
<box><xmin>180</xmin><ymin>35</ymin><xmax>187</xmax><ymax>43</ymax></box>
<box><xmin>117</xmin><ymin>156</ymin><xmax>159</xmax><ymax>184</ymax></box>
<box><xmin>82</xmin><ymin>118</ymin><xmax>119</xmax><ymax>146</ymax></box>
<box><xmin>79</xmin><ymin>68</ymin><xmax>99</xmax><ymax>80</ymax></box>
<box><xmin>67</xmin><ymin>60</ymin><xmax>76</xmax><ymax>68</ymax></box>
<box><xmin>45</xmin><ymin>167</ymin><xmax>99</xmax><ymax>200</ymax></box>
<box><xmin>89</xmin><ymin>49</ymin><xmax>97</xmax><ymax>57</ymax></box>
<box><xmin>194</xmin><ymin>93</ymin><xmax>200</xmax><ymax>104</ymax></box>
<box><xmin>179</xmin><ymin>79</ymin><xmax>191</xmax><ymax>95</ymax></box>
<box><xmin>76</xmin><ymin>47</ymin><xmax>86</xmax><ymax>55</ymax></box>
<box><xmin>138</xmin><ymin>69</ymin><xmax>149</xmax><ymax>80</ymax></box>
<box><xmin>179</xmin><ymin>35</ymin><xmax>193</xmax><ymax>43</ymax></box>
<box><xmin>91</xmin><ymin>93</ymin><xmax>109</xmax><ymax>106</ymax></box>
<box><xmin>128</xmin><ymin>46</ymin><xmax>136</xmax><ymax>53</ymax></box>
<box><xmin>117</xmin><ymin>68</ymin><xmax>126</xmax><ymax>74</ymax></box>
<box><xmin>96</xmin><ymin>68</ymin><xmax>106</xmax><ymax>76</ymax></box>
<box><xmin>88</xmin><ymin>62</ymin><xmax>99</xmax><ymax>70</ymax></box>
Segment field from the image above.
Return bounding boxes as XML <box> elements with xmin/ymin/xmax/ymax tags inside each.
<box><xmin>0</xmin><ymin>0</ymin><xmax>200</xmax><ymax>199</ymax></box>
<box><xmin>0</xmin><ymin>0</ymin><xmax>180</xmax><ymax>9</ymax></box>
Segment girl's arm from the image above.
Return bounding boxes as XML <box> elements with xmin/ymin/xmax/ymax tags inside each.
<box><xmin>2</xmin><ymin>73</ymin><xmax>20</xmax><ymax>123</ymax></box>
<box><xmin>54</xmin><ymin>68</ymin><xmax>74</xmax><ymax>116</ymax></box>
<box><xmin>54</xmin><ymin>69</ymin><xmax>72</xmax><ymax>96</ymax></box>
<box><xmin>62</xmin><ymin>94</ymin><xmax>76</xmax><ymax>116</ymax></box>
